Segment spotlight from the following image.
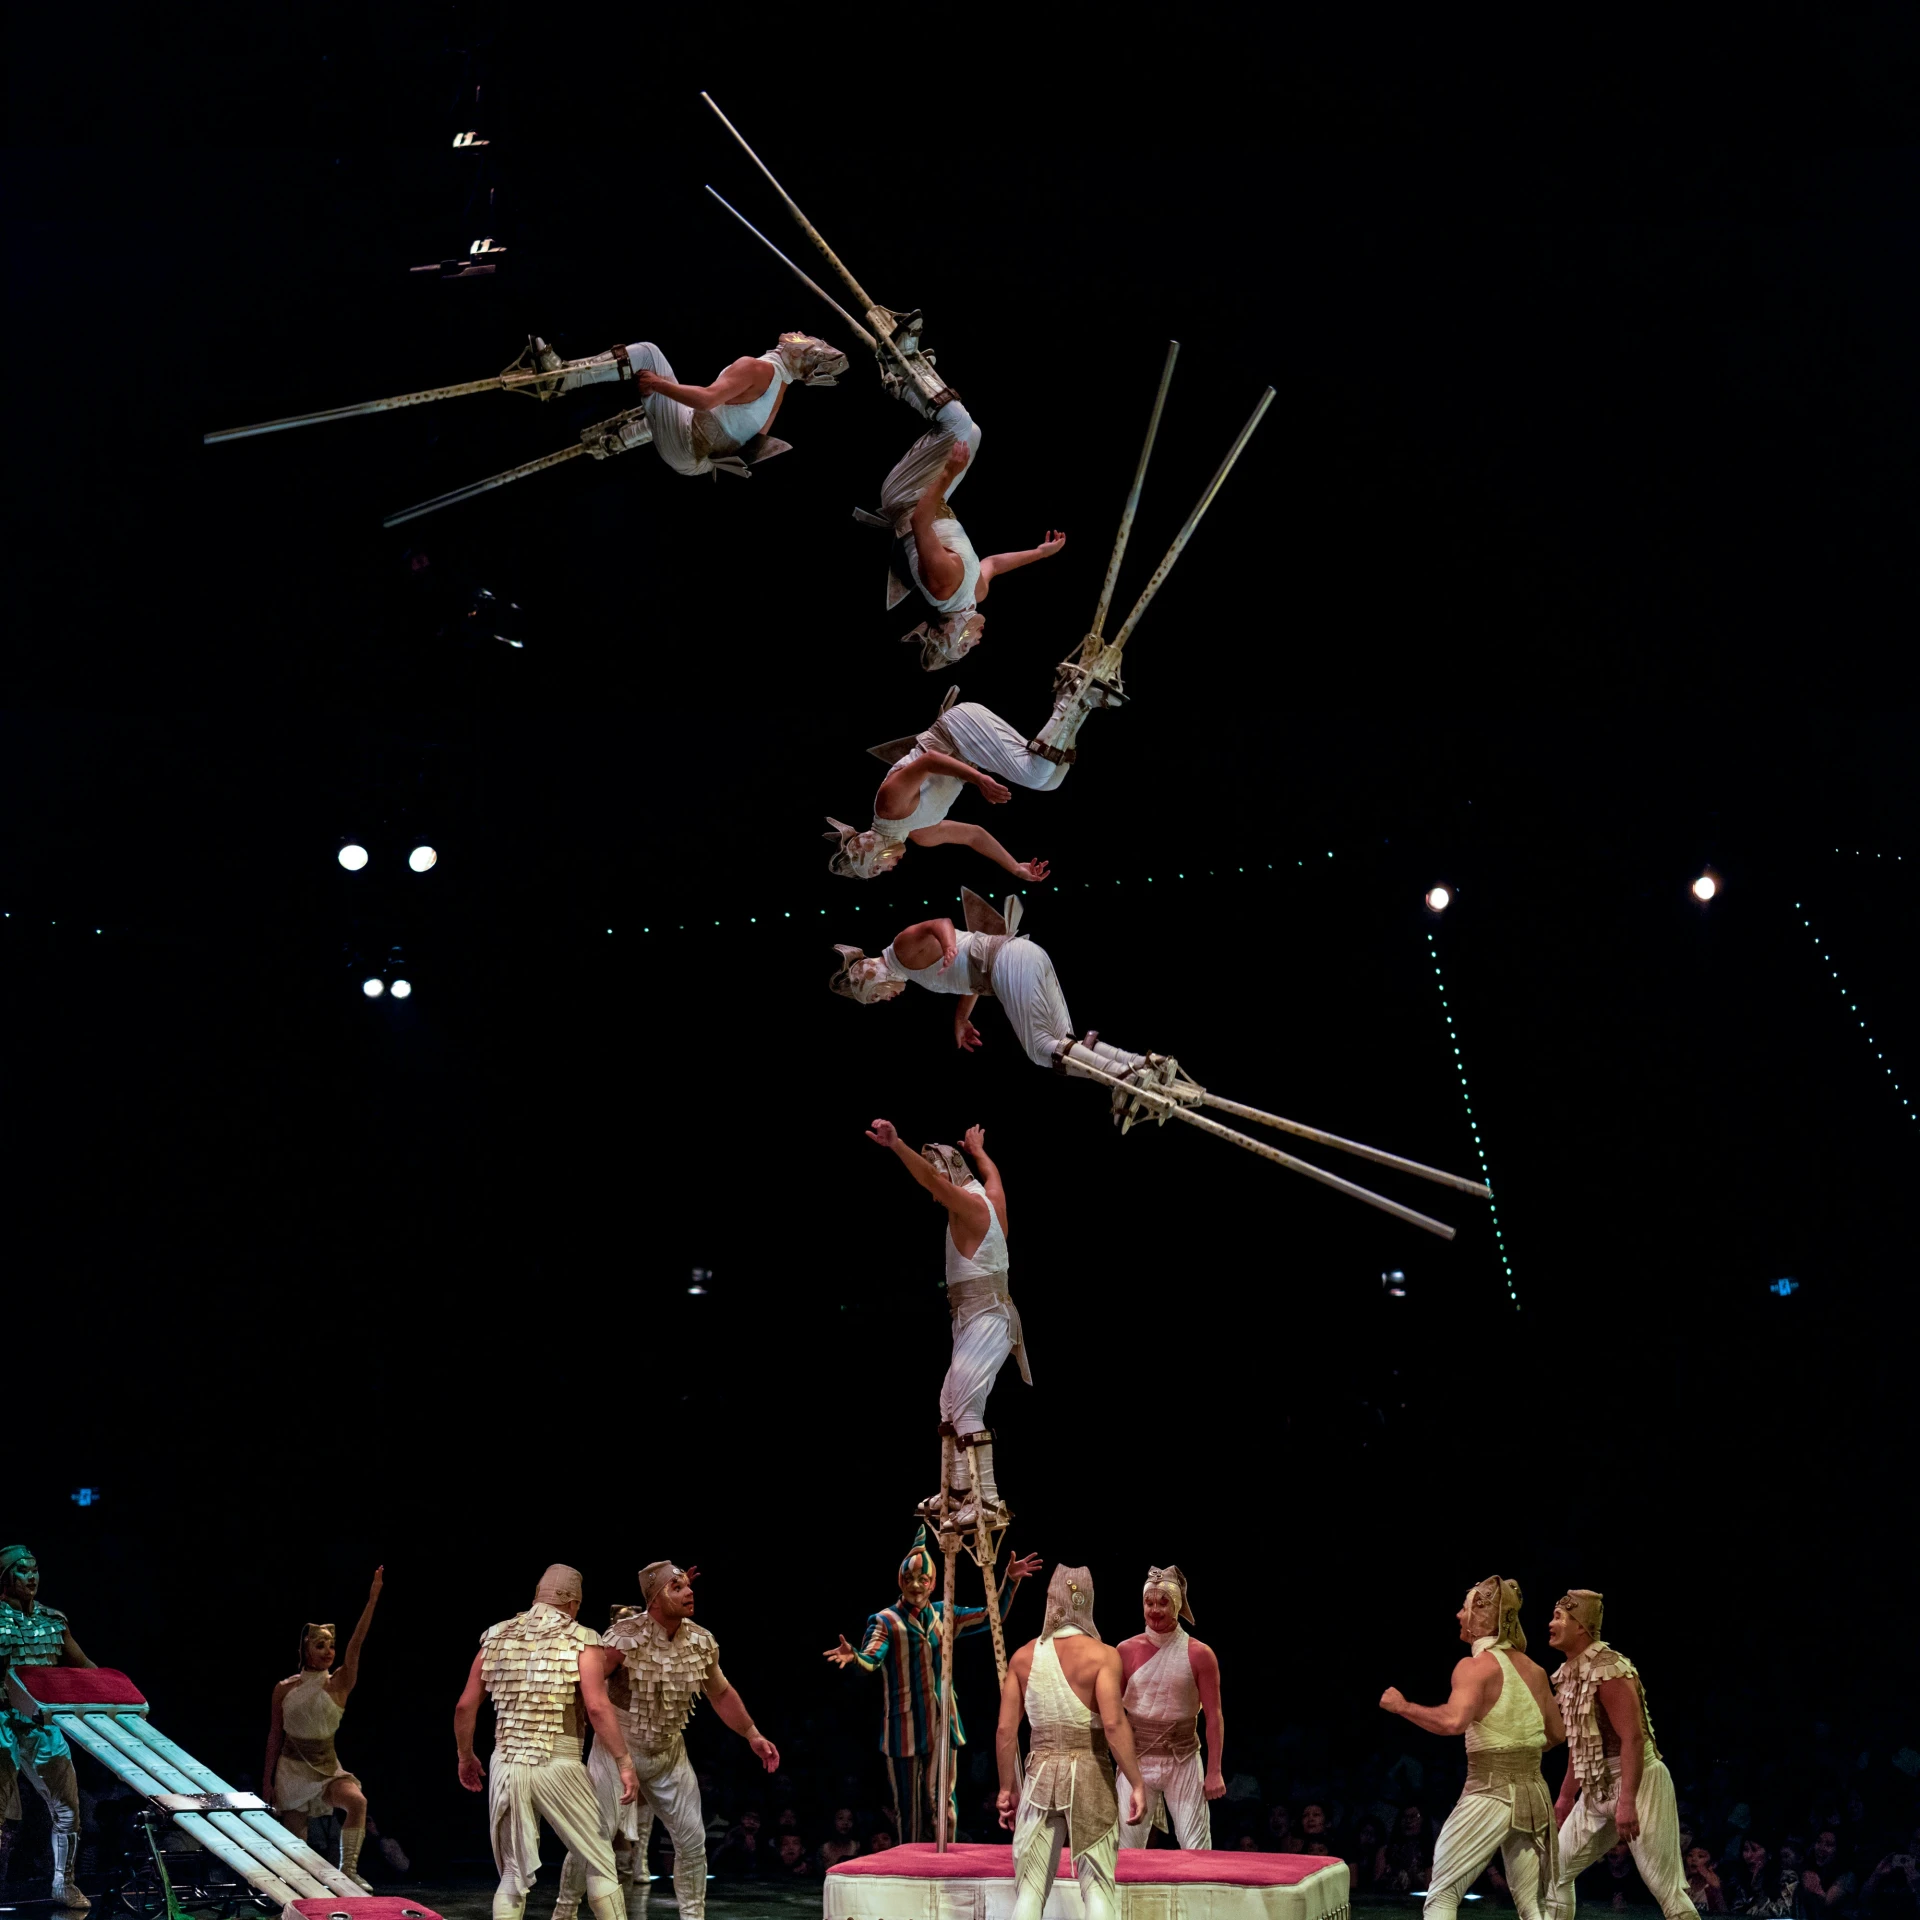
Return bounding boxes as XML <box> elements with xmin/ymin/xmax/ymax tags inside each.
<box><xmin>361</xmin><ymin>978</ymin><xmax>385</xmax><ymax>998</ymax></box>
<box><xmin>338</xmin><ymin>844</ymin><xmax>369</xmax><ymax>871</ymax></box>
<box><xmin>1692</xmin><ymin>870</ymin><xmax>1719</xmax><ymax>902</ymax></box>
<box><xmin>389</xmin><ymin>978</ymin><xmax>413</xmax><ymax>1000</ymax></box>
<box><xmin>1381</xmin><ymin>1269</ymin><xmax>1408</xmax><ymax>1298</ymax></box>
<box><xmin>689</xmin><ymin>1266</ymin><xmax>713</xmax><ymax>1295</ymax></box>
<box><xmin>408</xmin><ymin>845</ymin><xmax>438</xmax><ymax>873</ymax></box>
<box><xmin>1425</xmin><ymin>885</ymin><xmax>1452</xmax><ymax>913</ymax></box>
<box><xmin>1769</xmin><ymin>1277</ymin><xmax>1800</xmax><ymax>1297</ymax></box>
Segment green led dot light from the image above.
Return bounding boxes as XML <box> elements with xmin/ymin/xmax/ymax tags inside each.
<box><xmin>1797</xmin><ymin>902</ymin><xmax>1914</xmax><ymax>1128</ymax></box>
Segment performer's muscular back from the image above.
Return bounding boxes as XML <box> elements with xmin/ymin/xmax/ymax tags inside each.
<box><xmin>1008</xmin><ymin>1635</ymin><xmax>1119</xmax><ymax>1709</ymax></box>
<box><xmin>1469</xmin><ymin>1645</ymin><xmax>1560</xmax><ymax>1736</ymax></box>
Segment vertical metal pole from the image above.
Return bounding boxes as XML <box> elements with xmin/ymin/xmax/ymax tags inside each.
<box><xmin>1090</xmin><ymin>342</ymin><xmax>1179</xmax><ymax>644</ymax></box>
<box><xmin>935</xmin><ymin>1542</ymin><xmax>958</xmax><ymax>1852</ymax></box>
<box><xmin>1109</xmin><ymin>386</ymin><xmax>1276</xmax><ymax>653</ymax></box>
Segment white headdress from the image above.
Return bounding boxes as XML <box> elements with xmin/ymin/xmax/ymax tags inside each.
<box><xmin>1144</xmin><ymin>1564</ymin><xmax>1195</xmax><ymax>1625</ymax></box>
<box><xmin>904</xmin><ymin>610</ymin><xmax>984</xmax><ymax>672</ymax></box>
<box><xmin>920</xmin><ymin>1142</ymin><xmax>974</xmax><ymax>1186</ymax></box>
<box><xmin>825</xmin><ymin>817</ymin><xmax>906</xmax><ymax>880</ymax></box>
<box><xmin>768</xmin><ymin>333</ymin><xmax>848</xmax><ymax>387</ymax></box>
<box><xmin>827</xmin><ymin>944</ymin><xmax>902</xmax><ymax>1003</ymax></box>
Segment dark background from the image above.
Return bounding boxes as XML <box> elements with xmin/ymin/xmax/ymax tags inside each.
<box><xmin>3</xmin><ymin>0</ymin><xmax>1916</xmax><ymax>1877</ymax></box>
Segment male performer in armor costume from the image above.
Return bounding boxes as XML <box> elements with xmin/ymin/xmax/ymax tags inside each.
<box><xmin>829</xmin><ymin>903</ymin><xmax>1167</xmax><ymax>1105</ymax></box>
<box><xmin>1115</xmin><ymin>1566</ymin><xmax>1224</xmax><ymax>1851</ymax></box>
<box><xmin>604</xmin><ymin>334</ymin><xmax>847</xmax><ymax>477</ymax></box>
<box><xmin>1546</xmin><ymin>1590</ymin><xmax>1694</xmax><ymax>1920</ymax></box>
<box><xmin>0</xmin><ymin>1546</ymin><xmax>95</xmax><ymax>1909</ymax></box>
<box><xmin>825</xmin><ymin>689</ymin><xmax>1061</xmax><ymax>882</ymax></box>
<box><xmin>864</xmin><ymin>392</ymin><xmax>1067</xmax><ymax>670</ymax></box>
<box><xmin>823</xmin><ymin>1527</ymin><xmax>1042</xmax><ymax>1843</ymax></box>
<box><xmin>453</xmin><ymin>1564</ymin><xmax>636</xmax><ymax>1920</ymax></box>
<box><xmin>555</xmin><ymin>1563</ymin><xmax>777</xmax><ymax>1920</ymax></box>
<box><xmin>995</xmin><ymin>1567</ymin><xmax>1143</xmax><ymax>1920</ymax></box>
<box><xmin>863</xmin><ymin>1118</ymin><xmax>1028</xmax><ymax>1525</ymax></box>
<box><xmin>1379</xmin><ymin>1578</ymin><xmax>1563</xmax><ymax>1920</ymax></box>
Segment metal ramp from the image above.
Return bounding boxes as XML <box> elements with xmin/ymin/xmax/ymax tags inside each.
<box><xmin>8</xmin><ymin>1666</ymin><xmax>370</xmax><ymax>1913</ymax></box>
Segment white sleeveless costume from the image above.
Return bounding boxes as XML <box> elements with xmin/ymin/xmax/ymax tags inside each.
<box><xmin>620</xmin><ymin>345</ymin><xmax>791</xmax><ymax>477</ymax></box>
<box><xmin>1116</xmin><ymin>1627</ymin><xmax>1211</xmax><ymax>1849</ymax></box>
<box><xmin>1425</xmin><ymin>1642</ymin><xmax>1555</xmax><ymax>1920</ymax></box>
<box><xmin>939</xmin><ymin>1179</ymin><xmax>1030</xmax><ymax>1434</ymax></box>
<box><xmin>1010</xmin><ymin>1633</ymin><xmax>1119</xmax><ymax>1920</ymax></box>
<box><xmin>275</xmin><ymin>1671</ymin><xmax>359</xmax><ymax>1816</ymax></box>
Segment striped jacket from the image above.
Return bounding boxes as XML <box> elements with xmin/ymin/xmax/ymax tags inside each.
<box><xmin>852</xmin><ymin>1590</ymin><xmax>1016</xmax><ymax>1757</ymax></box>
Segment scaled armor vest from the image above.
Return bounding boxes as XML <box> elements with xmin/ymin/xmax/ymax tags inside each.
<box><xmin>605</xmin><ymin>1614</ymin><xmax>717</xmax><ymax>1757</ymax></box>
<box><xmin>480</xmin><ymin>1605</ymin><xmax>601</xmax><ymax>1764</ymax></box>
<box><xmin>0</xmin><ymin>1599</ymin><xmax>70</xmax><ymax>1671</ymax></box>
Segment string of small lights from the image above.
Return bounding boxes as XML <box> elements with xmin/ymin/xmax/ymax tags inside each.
<box><xmin>1796</xmin><ymin>901</ymin><xmax>1915</xmax><ymax>1130</ymax></box>
<box><xmin>1833</xmin><ymin>848</ymin><xmax>1905</xmax><ymax>863</ymax></box>
<box><xmin>1426</xmin><ymin>929</ymin><xmax>1518</xmax><ymax>1311</ymax></box>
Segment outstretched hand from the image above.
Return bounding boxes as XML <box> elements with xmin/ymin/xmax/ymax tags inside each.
<box><xmin>1035</xmin><ymin>530</ymin><xmax>1067</xmax><ymax>557</ymax></box>
<box><xmin>963</xmin><ymin>1124</ymin><xmax>988</xmax><ymax>1157</ymax></box>
<box><xmin>1011</xmin><ymin>858</ymin><xmax>1051</xmax><ymax>883</ymax></box>
<box><xmin>866</xmin><ymin>1119</ymin><xmax>899</xmax><ymax>1148</ymax></box>
<box><xmin>1004</xmin><ymin>1551</ymin><xmax>1043</xmax><ymax>1582</ymax></box>
<box><xmin>368</xmin><ymin>1567</ymin><xmax>385</xmax><ymax>1601</ymax></box>
<box><xmin>956</xmin><ymin>1017</ymin><xmax>984</xmax><ymax>1053</ymax></box>
<box><xmin>823</xmin><ymin>1635</ymin><xmax>859</xmax><ymax>1670</ymax></box>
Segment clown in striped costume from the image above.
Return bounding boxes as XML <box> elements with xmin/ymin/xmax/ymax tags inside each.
<box><xmin>824</xmin><ymin>1528</ymin><xmax>1041</xmax><ymax>1840</ymax></box>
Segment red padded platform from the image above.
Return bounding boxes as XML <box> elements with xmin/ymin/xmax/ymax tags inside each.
<box><xmin>831</xmin><ymin>1845</ymin><xmax>1337</xmax><ymax>1886</ymax></box>
<box><xmin>10</xmin><ymin>1666</ymin><xmax>147</xmax><ymax>1708</ymax></box>
<box><xmin>288</xmin><ymin>1902</ymin><xmax>445</xmax><ymax>1920</ymax></box>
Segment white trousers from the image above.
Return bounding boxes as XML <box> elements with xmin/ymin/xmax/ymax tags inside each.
<box><xmin>563</xmin><ymin>1736</ymin><xmax>708</xmax><ymax>1920</ymax></box>
<box><xmin>622</xmin><ymin>345</ymin><xmax>704</xmax><ymax>476</ymax></box>
<box><xmin>1550</xmin><ymin>1758</ymin><xmax>1694</xmax><ymax>1920</ymax></box>
<box><xmin>487</xmin><ymin>1744</ymin><xmax>619</xmax><ymax>1920</ymax></box>
<box><xmin>941</xmin><ymin>702</ymin><xmax>1071</xmax><ymax>795</ymax></box>
<box><xmin>0</xmin><ymin>1752</ymin><xmax>79</xmax><ymax>1831</ymax></box>
<box><xmin>941</xmin><ymin>1305</ymin><xmax>1015</xmax><ymax>1433</ymax></box>
<box><xmin>1010</xmin><ymin>1805</ymin><xmax>1117</xmax><ymax>1920</ymax></box>
<box><xmin>1426</xmin><ymin>1790</ymin><xmax>1551</xmax><ymax>1920</ymax></box>
<box><xmin>1117</xmin><ymin>1752</ymin><xmax>1211</xmax><ymax>1850</ymax></box>
<box><xmin>879</xmin><ymin>399</ymin><xmax>981</xmax><ymax>530</ymax></box>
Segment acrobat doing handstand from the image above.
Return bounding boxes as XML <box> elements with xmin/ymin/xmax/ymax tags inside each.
<box><xmin>829</xmin><ymin>891</ymin><xmax>1494</xmax><ymax>1240</ymax></box>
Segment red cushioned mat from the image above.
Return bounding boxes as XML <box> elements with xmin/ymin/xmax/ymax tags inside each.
<box><xmin>288</xmin><ymin>1901</ymin><xmax>446</xmax><ymax>1920</ymax></box>
<box><xmin>9</xmin><ymin>1666</ymin><xmax>147</xmax><ymax>1708</ymax></box>
<box><xmin>830</xmin><ymin>1844</ymin><xmax>1341</xmax><ymax>1886</ymax></box>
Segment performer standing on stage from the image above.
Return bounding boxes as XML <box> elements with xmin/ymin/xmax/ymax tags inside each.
<box><xmin>1115</xmin><ymin>1566</ymin><xmax>1224</xmax><ymax>1851</ymax></box>
<box><xmin>554</xmin><ymin>1563</ymin><xmax>777</xmax><ymax>1920</ymax></box>
<box><xmin>1379</xmin><ymin>1577</ymin><xmax>1562</xmax><ymax>1920</ymax></box>
<box><xmin>454</xmin><ymin>1565</ymin><xmax>636</xmax><ymax>1920</ymax></box>
<box><xmin>613</xmin><ymin>334</ymin><xmax>847</xmax><ymax>476</ymax></box>
<box><xmin>996</xmin><ymin>1567</ymin><xmax>1142</xmax><ymax>1920</ymax></box>
<box><xmin>860</xmin><ymin>397</ymin><xmax>1066</xmax><ymax>670</ymax></box>
<box><xmin>826</xmin><ymin>690</ymin><xmax>1060</xmax><ymax>883</ymax></box>
<box><xmin>864</xmin><ymin>1118</ymin><xmax>1029</xmax><ymax>1525</ymax></box>
<box><xmin>1546</xmin><ymin>1591</ymin><xmax>1694</xmax><ymax>1920</ymax></box>
<box><xmin>824</xmin><ymin>1527</ymin><xmax>1042</xmax><ymax>1842</ymax></box>
<box><xmin>0</xmin><ymin>1545</ymin><xmax>95</xmax><ymax>1910</ymax></box>
<box><xmin>264</xmin><ymin>1569</ymin><xmax>384</xmax><ymax>1885</ymax></box>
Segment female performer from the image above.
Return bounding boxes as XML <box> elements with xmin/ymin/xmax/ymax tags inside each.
<box><xmin>265</xmin><ymin>1569</ymin><xmax>383</xmax><ymax>1887</ymax></box>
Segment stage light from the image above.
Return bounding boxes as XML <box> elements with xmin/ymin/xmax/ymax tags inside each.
<box><xmin>1425</xmin><ymin>885</ymin><xmax>1452</xmax><ymax>913</ymax></box>
<box><xmin>408</xmin><ymin>845</ymin><xmax>438</xmax><ymax>873</ymax></box>
<box><xmin>362</xmin><ymin>978</ymin><xmax>385</xmax><ymax>998</ymax></box>
<box><xmin>1692</xmin><ymin>871</ymin><xmax>1718</xmax><ymax>902</ymax></box>
<box><xmin>1381</xmin><ymin>1270</ymin><xmax>1408</xmax><ymax>1298</ymax></box>
<box><xmin>70</xmin><ymin>1487</ymin><xmax>102</xmax><ymax>1508</ymax></box>
<box><xmin>1769</xmin><ymin>1277</ymin><xmax>1800</xmax><ymax>1297</ymax></box>
<box><xmin>338</xmin><ymin>844</ymin><xmax>369</xmax><ymax>871</ymax></box>
<box><xmin>689</xmin><ymin>1267</ymin><xmax>712</xmax><ymax>1295</ymax></box>
<box><xmin>390</xmin><ymin>978</ymin><xmax>413</xmax><ymax>1000</ymax></box>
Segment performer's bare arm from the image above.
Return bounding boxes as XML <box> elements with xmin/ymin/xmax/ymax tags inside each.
<box><xmin>264</xmin><ymin>1679</ymin><xmax>291</xmax><ymax>1806</ymax></box>
<box><xmin>976</xmin><ymin>532</ymin><xmax>1066</xmax><ymax>601</ymax></box>
<box><xmin>633</xmin><ymin>356</ymin><xmax>776</xmax><ymax>412</ymax></box>
<box><xmin>1191</xmin><ymin>1638</ymin><xmax>1227</xmax><ymax>1798</ymax></box>
<box><xmin>59</xmin><ymin>1627</ymin><xmax>95</xmax><ymax>1668</ymax></box>
<box><xmin>705</xmin><ymin>1664</ymin><xmax>781</xmax><ymax>1773</ymax></box>
<box><xmin>892</xmin><ymin>918</ymin><xmax>960</xmax><ymax>973</ymax></box>
<box><xmin>909</xmin><ymin>442</ymin><xmax>972</xmax><ymax>605</ymax></box>
<box><xmin>331</xmin><ymin>1566</ymin><xmax>383</xmax><ymax>1704</ymax></box>
<box><xmin>963</xmin><ymin>1125</ymin><xmax>1008</xmax><ymax>1236</ymax></box>
<box><xmin>1597</xmin><ymin>1675</ymin><xmax>1645</xmax><ymax>1842</ymax></box>
<box><xmin>1094</xmin><ymin>1644</ymin><xmax>1147</xmax><ymax>1824</ymax></box>
<box><xmin>955</xmin><ymin>993</ymin><xmax>983</xmax><ymax>1052</ymax></box>
<box><xmin>879</xmin><ymin>752</ymin><xmax>1013</xmax><ymax>813</ymax></box>
<box><xmin>454</xmin><ymin>1650</ymin><xmax>488</xmax><ymax>1792</ymax></box>
<box><xmin>1514</xmin><ymin>1652</ymin><xmax>1565</xmax><ymax>1747</ymax></box>
<box><xmin>864</xmin><ymin>1119</ymin><xmax>992</xmax><ymax>1241</ymax></box>
<box><xmin>994</xmin><ymin>1644</ymin><xmax>1034</xmax><ymax>1824</ymax></box>
<box><xmin>909</xmin><ymin>821</ymin><xmax>1051</xmax><ymax>884</ymax></box>
<box><xmin>579</xmin><ymin>1646</ymin><xmax>640</xmax><ymax>1804</ymax></box>
<box><xmin>1378</xmin><ymin>1654</ymin><xmax>1493</xmax><ymax>1737</ymax></box>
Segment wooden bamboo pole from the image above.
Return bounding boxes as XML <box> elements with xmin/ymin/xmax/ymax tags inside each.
<box><xmin>1107</xmin><ymin>387</ymin><xmax>1275</xmax><ymax>653</ymax></box>
<box><xmin>934</xmin><ymin>1540</ymin><xmax>958</xmax><ymax>1852</ymax></box>
<box><xmin>704</xmin><ymin>186</ymin><xmax>877</xmax><ymax>347</ymax></box>
<box><xmin>1089</xmin><ymin>342</ymin><xmax>1179</xmax><ymax>644</ymax></box>
<box><xmin>382</xmin><ymin>441</ymin><xmax>594</xmax><ymax>527</ymax></box>
<box><xmin>1195</xmin><ymin>1094</ymin><xmax>1491</xmax><ymax>1196</ymax></box>
<box><xmin>1058</xmin><ymin>1051</ymin><xmax>1458</xmax><ymax>1239</ymax></box>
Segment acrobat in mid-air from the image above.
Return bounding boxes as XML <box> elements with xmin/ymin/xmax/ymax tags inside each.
<box><xmin>697</xmin><ymin>94</ymin><xmax>1077</xmax><ymax>670</ymax></box>
<box><xmin>204</xmin><ymin>328</ymin><xmax>847</xmax><ymax>524</ymax></box>
<box><xmin>864</xmin><ymin>1118</ymin><xmax>1029</xmax><ymax>1527</ymax></box>
<box><xmin>829</xmin><ymin>890</ymin><xmax>1493</xmax><ymax>1239</ymax></box>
